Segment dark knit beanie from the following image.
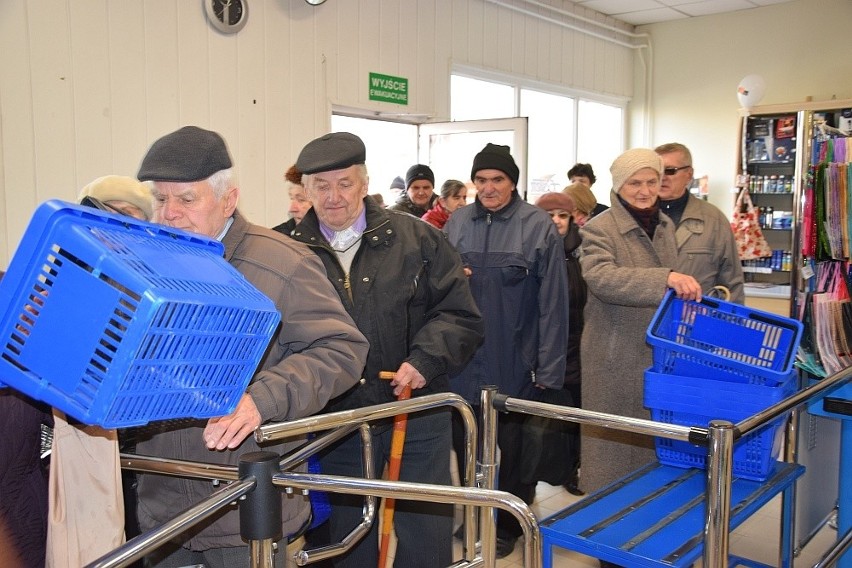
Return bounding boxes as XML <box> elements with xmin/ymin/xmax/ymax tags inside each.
<box><xmin>390</xmin><ymin>176</ymin><xmax>406</xmax><ymax>190</ymax></box>
<box><xmin>138</xmin><ymin>126</ymin><xmax>233</xmax><ymax>182</ymax></box>
<box><xmin>470</xmin><ymin>143</ymin><xmax>519</xmax><ymax>185</ymax></box>
<box><xmin>405</xmin><ymin>164</ymin><xmax>435</xmax><ymax>189</ymax></box>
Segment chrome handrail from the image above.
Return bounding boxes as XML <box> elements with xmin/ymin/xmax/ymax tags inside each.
<box><xmin>87</xmin><ymin>478</ymin><xmax>256</xmax><ymax>568</ymax></box>
<box><xmin>491</xmin><ymin>365</ymin><xmax>852</xmax><ymax>568</ymax></box>
<box><xmin>104</xmin><ymin>366</ymin><xmax>851</xmax><ymax>568</ymax></box>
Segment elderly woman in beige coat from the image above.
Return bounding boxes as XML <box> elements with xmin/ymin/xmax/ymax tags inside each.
<box><xmin>578</xmin><ymin>148</ymin><xmax>702</xmax><ymax>506</ymax></box>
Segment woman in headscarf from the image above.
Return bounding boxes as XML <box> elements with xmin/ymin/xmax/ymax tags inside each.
<box><xmin>578</xmin><ymin>149</ymin><xmax>702</xmax><ymax>567</ymax></box>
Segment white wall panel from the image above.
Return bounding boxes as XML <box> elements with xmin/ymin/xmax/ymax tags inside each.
<box><xmin>263</xmin><ymin>2</ymin><xmax>293</xmax><ymax>220</ymax></box>
<box><xmin>0</xmin><ymin>0</ymin><xmax>635</xmax><ymax>267</ymax></box>
<box><xmin>0</xmin><ymin>0</ymin><xmax>37</xmax><ymax>257</ymax></box>
<box><xmin>69</xmin><ymin>1</ymin><xmax>112</xmax><ymax>187</ymax></box>
<box><xmin>30</xmin><ymin>0</ymin><xmax>76</xmax><ymax>207</ymax></box>
<box><xmin>142</xmin><ymin>2</ymin><xmax>180</xmax><ymax>143</ymax></box>
<box><xmin>177</xmin><ymin>2</ymin><xmax>211</xmax><ymax>129</ymax></box>
<box><xmin>107</xmin><ymin>1</ymin><xmax>149</xmax><ymax>178</ymax></box>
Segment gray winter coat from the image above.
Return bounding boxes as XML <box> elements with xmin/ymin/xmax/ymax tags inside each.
<box><xmin>578</xmin><ymin>192</ymin><xmax>678</xmax><ymax>493</ymax></box>
<box><xmin>135</xmin><ymin>211</ymin><xmax>368</xmax><ymax>550</ymax></box>
<box><xmin>674</xmin><ymin>194</ymin><xmax>745</xmax><ymax>303</ymax></box>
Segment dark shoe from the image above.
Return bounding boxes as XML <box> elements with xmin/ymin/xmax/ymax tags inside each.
<box><xmin>495</xmin><ymin>535</ymin><xmax>517</xmax><ymax>559</ymax></box>
<box><xmin>564</xmin><ymin>481</ymin><xmax>585</xmax><ymax>496</ymax></box>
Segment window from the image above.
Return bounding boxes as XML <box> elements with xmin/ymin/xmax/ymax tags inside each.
<box><xmin>452</xmin><ymin>72</ymin><xmax>625</xmax><ymax>205</ymax></box>
<box><xmin>451</xmin><ymin>76</ymin><xmax>515</xmax><ymax>121</ymax></box>
<box><xmin>577</xmin><ymin>100</ymin><xmax>624</xmax><ymax>206</ymax></box>
<box><xmin>520</xmin><ymin>89</ymin><xmax>575</xmax><ymax>200</ymax></box>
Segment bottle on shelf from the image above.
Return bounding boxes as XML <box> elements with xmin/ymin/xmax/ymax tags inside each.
<box><xmin>764</xmin><ymin>206</ymin><xmax>774</xmax><ymax>229</ymax></box>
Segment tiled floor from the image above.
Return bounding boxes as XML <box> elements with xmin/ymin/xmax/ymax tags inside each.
<box><xmin>468</xmin><ymin>481</ymin><xmax>839</xmax><ymax>568</ymax></box>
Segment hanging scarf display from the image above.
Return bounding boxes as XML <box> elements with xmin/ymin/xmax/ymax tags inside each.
<box><xmin>810</xmin><ymin>130</ymin><xmax>852</xmax><ymax>261</ymax></box>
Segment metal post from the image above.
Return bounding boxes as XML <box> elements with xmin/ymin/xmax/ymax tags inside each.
<box><xmin>239</xmin><ymin>451</ymin><xmax>282</xmax><ymax>568</ymax></box>
<box><xmin>480</xmin><ymin>386</ymin><xmax>499</xmax><ymax>568</ymax></box>
<box><xmin>704</xmin><ymin>419</ymin><xmax>734</xmax><ymax>568</ymax></box>
<box><xmin>459</xmin><ymin>399</ymin><xmax>479</xmax><ymax>564</ymax></box>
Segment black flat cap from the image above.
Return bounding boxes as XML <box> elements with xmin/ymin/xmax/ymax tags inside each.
<box><xmin>296</xmin><ymin>132</ymin><xmax>366</xmax><ymax>175</ymax></box>
<box><xmin>137</xmin><ymin>126</ymin><xmax>233</xmax><ymax>182</ymax></box>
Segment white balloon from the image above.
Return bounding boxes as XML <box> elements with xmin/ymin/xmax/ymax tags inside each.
<box><xmin>737</xmin><ymin>75</ymin><xmax>766</xmax><ymax>109</ymax></box>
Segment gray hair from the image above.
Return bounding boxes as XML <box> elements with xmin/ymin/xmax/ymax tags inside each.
<box><xmin>654</xmin><ymin>142</ymin><xmax>693</xmax><ymax>166</ymax></box>
<box><xmin>207</xmin><ymin>168</ymin><xmax>237</xmax><ymax>199</ymax></box>
<box><xmin>302</xmin><ymin>163</ymin><xmax>369</xmax><ymax>190</ymax></box>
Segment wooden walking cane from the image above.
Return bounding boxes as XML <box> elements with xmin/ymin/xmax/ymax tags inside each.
<box><xmin>377</xmin><ymin>371</ymin><xmax>412</xmax><ymax>568</ymax></box>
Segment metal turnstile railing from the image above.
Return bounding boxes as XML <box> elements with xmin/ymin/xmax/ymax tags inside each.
<box><xmin>90</xmin><ymin>391</ymin><xmax>541</xmax><ymax>568</ymax></box>
<box><xmin>86</xmin><ymin>367</ymin><xmax>850</xmax><ymax>568</ymax></box>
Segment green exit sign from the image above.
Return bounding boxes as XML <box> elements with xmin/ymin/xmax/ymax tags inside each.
<box><xmin>369</xmin><ymin>72</ymin><xmax>408</xmax><ymax>105</ymax></box>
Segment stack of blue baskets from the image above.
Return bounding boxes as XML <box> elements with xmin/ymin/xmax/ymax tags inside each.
<box><xmin>644</xmin><ymin>290</ymin><xmax>803</xmax><ymax>481</ymax></box>
<box><xmin>0</xmin><ymin>200</ymin><xmax>281</xmax><ymax>428</ymax></box>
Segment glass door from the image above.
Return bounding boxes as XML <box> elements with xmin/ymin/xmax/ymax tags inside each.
<box><xmin>418</xmin><ymin>118</ymin><xmax>528</xmax><ymax>202</ymax></box>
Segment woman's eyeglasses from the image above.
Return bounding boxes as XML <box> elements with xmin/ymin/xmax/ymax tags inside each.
<box><xmin>549</xmin><ymin>211</ymin><xmax>570</xmax><ymax>220</ymax></box>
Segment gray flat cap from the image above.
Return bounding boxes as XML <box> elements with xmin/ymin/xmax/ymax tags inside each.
<box><xmin>138</xmin><ymin>126</ymin><xmax>233</xmax><ymax>182</ymax></box>
<box><xmin>296</xmin><ymin>132</ymin><xmax>366</xmax><ymax>175</ymax></box>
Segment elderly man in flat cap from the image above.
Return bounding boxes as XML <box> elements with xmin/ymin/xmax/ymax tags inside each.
<box><xmin>290</xmin><ymin>132</ymin><xmax>483</xmax><ymax>568</ymax></box>
<box><xmin>133</xmin><ymin>125</ymin><xmax>369</xmax><ymax>568</ymax></box>
<box><xmin>443</xmin><ymin>143</ymin><xmax>570</xmax><ymax>559</ymax></box>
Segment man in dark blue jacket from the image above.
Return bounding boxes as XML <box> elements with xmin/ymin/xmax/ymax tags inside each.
<box><xmin>291</xmin><ymin>132</ymin><xmax>483</xmax><ymax>568</ymax></box>
<box><xmin>444</xmin><ymin>143</ymin><xmax>570</xmax><ymax>558</ymax></box>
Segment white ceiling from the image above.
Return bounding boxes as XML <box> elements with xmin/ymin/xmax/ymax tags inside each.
<box><xmin>570</xmin><ymin>0</ymin><xmax>797</xmax><ymax>26</ymax></box>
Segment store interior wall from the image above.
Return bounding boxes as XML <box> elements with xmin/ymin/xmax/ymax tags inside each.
<box><xmin>0</xmin><ymin>0</ymin><xmax>633</xmax><ymax>267</ymax></box>
<box><xmin>631</xmin><ymin>0</ymin><xmax>852</xmax><ymax>218</ymax></box>
<box><xmin>3</xmin><ymin>0</ymin><xmax>850</xmax><ymax>269</ymax></box>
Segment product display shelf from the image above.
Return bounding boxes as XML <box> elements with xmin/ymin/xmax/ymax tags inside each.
<box><xmin>540</xmin><ymin>461</ymin><xmax>803</xmax><ymax>568</ymax></box>
<box><xmin>735</xmin><ymin>110</ymin><xmax>802</xmax><ymax>304</ymax></box>
<box><xmin>797</xmin><ymin>100</ymin><xmax>852</xmax><ymax>567</ymax></box>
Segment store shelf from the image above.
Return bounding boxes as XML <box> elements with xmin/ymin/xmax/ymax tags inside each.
<box><xmin>744</xmin><ymin>283</ymin><xmax>791</xmax><ymax>299</ymax></box>
<box><xmin>742</xmin><ymin>267</ymin><xmax>790</xmax><ymax>274</ymax></box>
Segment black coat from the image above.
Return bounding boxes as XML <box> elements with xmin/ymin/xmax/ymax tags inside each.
<box><xmin>388</xmin><ymin>193</ymin><xmax>437</xmax><ymax>218</ymax></box>
<box><xmin>0</xmin><ymin>390</ymin><xmax>52</xmax><ymax>568</ymax></box>
<box><xmin>271</xmin><ymin>217</ymin><xmax>297</xmax><ymax>236</ymax></box>
<box><xmin>563</xmin><ymin>219</ymin><xmax>587</xmax><ymax>385</ymax></box>
<box><xmin>291</xmin><ymin>198</ymin><xmax>484</xmax><ymax>411</ymax></box>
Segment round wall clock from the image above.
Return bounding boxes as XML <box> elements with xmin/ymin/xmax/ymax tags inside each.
<box><xmin>204</xmin><ymin>0</ymin><xmax>248</xmax><ymax>34</ymax></box>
